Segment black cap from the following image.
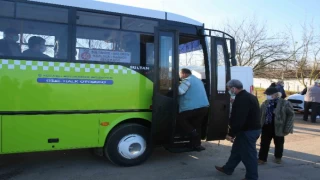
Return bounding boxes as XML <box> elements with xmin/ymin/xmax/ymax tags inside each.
<box><xmin>264</xmin><ymin>87</ymin><xmax>279</xmax><ymax>95</ymax></box>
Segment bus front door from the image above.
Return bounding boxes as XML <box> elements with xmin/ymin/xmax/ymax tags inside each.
<box><xmin>206</xmin><ymin>36</ymin><xmax>232</xmax><ymax>141</ymax></box>
<box><xmin>152</xmin><ymin>28</ymin><xmax>180</xmax><ymax>147</ymax></box>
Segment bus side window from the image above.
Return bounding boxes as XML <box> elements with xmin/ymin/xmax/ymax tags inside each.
<box><xmin>19</xmin><ymin>21</ymin><xmax>68</xmax><ymax>60</ymax></box>
<box><xmin>75</xmin><ymin>11</ymin><xmax>155</xmax><ymax>67</ymax></box>
<box><xmin>122</xmin><ymin>16</ymin><xmax>158</xmax><ymax>33</ymax></box>
<box><xmin>0</xmin><ymin>3</ymin><xmax>69</xmax><ymax>60</ymax></box>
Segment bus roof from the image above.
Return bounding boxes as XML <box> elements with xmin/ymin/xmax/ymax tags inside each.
<box><xmin>28</xmin><ymin>0</ymin><xmax>203</xmax><ymax>26</ymax></box>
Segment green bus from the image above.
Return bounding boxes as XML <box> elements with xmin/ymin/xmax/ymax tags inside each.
<box><xmin>0</xmin><ymin>0</ymin><xmax>237</xmax><ymax>166</ymax></box>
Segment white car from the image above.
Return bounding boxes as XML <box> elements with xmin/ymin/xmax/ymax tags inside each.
<box><xmin>287</xmin><ymin>93</ymin><xmax>320</xmax><ymax>119</ymax></box>
<box><xmin>287</xmin><ymin>93</ymin><xmax>305</xmax><ymax>113</ymax></box>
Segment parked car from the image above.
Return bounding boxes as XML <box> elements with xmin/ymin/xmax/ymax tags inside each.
<box><xmin>287</xmin><ymin>93</ymin><xmax>305</xmax><ymax>113</ymax></box>
<box><xmin>287</xmin><ymin>93</ymin><xmax>319</xmax><ymax>118</ymax></box>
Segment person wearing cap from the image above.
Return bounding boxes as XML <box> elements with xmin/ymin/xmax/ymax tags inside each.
<box><xmin>258</xmin><ymin>86</ymin><xmax>294</xmax><ymax>165</ymax></box>
<box><xmin>0</xmin><ymin>27</ymin><xmax>21</xmax><ymax>56</ymax></box>
<box><xmin>269</xmin><ymin>82</ymin><xmax>277</xmax><ymax>88</ymax></box>
<box><xmin>301</xmin><ymin>81</ymin><xmax>320</xmax><ymax>123</ymax></box>
<box><xmin>215</xmin><ymin>79</ymin><xmax>261</xmax><ymax>180</ymax></box>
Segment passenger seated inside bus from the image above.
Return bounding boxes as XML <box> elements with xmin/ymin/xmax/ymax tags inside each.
<box><xmin>0</xmin><ymin>28</ymin><xmax>21</xmax><ymax>56</ymax></box>
<box><xmin>22</xmin><ymin>36</ymin><xmax>51</xmax><ymax>58</ymax></box>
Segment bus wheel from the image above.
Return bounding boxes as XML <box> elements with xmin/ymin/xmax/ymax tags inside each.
<box><xmin>104</xmin><ymin>123</ymin><xmax>152</xmax><ymax>166</ymax></box>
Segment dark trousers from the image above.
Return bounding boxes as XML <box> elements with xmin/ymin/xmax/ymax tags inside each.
<box><xmin>303</xmin><ymin>101</ymin><xmax>319</xmax><ymax>122</ymax></box>
<box><xmin>223</xmin><ymin>129</ymin><xmax>261</xmax><ymax>180</ymax></box>
<box><xmin>258</xmin><ymin>123</ymin><xmax>284</xmax><ymax>161</ymax></box>
<box><xmin>176</xmin><ymin>107</ymin><xmax>208</xmax><ymax>147</ymax></box>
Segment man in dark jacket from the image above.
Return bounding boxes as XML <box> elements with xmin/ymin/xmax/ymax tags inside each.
<box><xmin>22</xmin><ymin>36</ymin><xmax>51</xmax><ymax>58</ymax></box>
<box><xmin>215</xmin><ymin>79</ymin><xmax>261</xmax><ymax>180</ymax></box>
<box><xmin>276</xmin><ymin>80</ymin><xmax>287</xmax><ymax>99</ymax></box>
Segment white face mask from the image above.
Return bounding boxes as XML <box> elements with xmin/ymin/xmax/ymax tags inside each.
<box><xmin>266</xmin><ymin>95</ymin><xmax>273</xmax><ymax>100</ymax></box>
<box><xmin>228</xmin><ymin>87</ymin><xmax>236</xmax><ymax>96</ymax></box>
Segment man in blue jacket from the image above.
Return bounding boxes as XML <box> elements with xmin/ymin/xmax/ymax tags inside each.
<box><xmin>177</xmin><ymin>68</ymin><xmax>209</xmax><ymax>151</ymax></box>
<box><xmin>215</xmin><ymin>79</ymin><xmax>261</xmax><ymax>180</ymax></box>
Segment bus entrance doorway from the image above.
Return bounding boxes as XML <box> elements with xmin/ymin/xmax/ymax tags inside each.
<box><xmin>152</xmin><ymin>28</ymin><xmax>235</xmax><ymax>153</ymax></box>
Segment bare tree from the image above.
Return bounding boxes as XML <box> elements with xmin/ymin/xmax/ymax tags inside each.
<box><xmin>221</xmin><ymin>17</ymin><xmax>292</xmax><ymax>76</ymax></box>
<box><xmin>290</xmin><ymin>21</ymin><xmax>320</xmax><ymax>87</ymax></box>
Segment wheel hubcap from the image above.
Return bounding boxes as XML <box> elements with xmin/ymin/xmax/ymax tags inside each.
<box><xmin>118</xmin><ymin>134</ymin><xmax>146</xmax><ymax>159</ymax></box>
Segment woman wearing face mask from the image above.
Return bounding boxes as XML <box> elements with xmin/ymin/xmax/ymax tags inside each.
<box><xmin>23</xmin><ymin>36</ymin><xmax>51</xmax><ymax>58</ymax></box>
<box><xmin>258</xmin><ymin>87</ymin><xmax>295</xmax><ymax>165</ymax></box>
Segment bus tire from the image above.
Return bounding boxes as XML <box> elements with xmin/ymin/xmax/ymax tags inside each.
<box><xmin>104</xmin><ymin>123</ymin><xmax>152</xmax><ymax>166</ymax></box>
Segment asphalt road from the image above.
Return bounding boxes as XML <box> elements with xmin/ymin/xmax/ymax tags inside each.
<box><xmin>1</xmin><ymin>114</ymin><xmax>320</xmax><ymax>180</ymax></box>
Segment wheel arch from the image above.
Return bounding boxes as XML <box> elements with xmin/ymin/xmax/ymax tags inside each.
<box><xmin>98</xmin><ymin>113</ymin><xmax>151</xmax><ymax>147</ymax></box>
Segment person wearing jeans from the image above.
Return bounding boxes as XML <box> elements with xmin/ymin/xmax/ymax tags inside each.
<box><xmin>258</xmin><ymin>87</ymin><xmax>295</xmax><ymax>164</ymax></box>
<box><xmin>215</xmin><ymin>79</ymin><xmax>261</xmax><ymax>180</ymax></box>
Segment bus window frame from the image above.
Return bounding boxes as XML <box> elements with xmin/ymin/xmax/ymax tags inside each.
<box><xmin>16</xmin><ymin>2</ymin><xmax>69</xmax><ymax>23</ymax></box>
<box><xmin>0</xmin><ymin>0</ymin><xmax>204</xmax><ymax>65</ymax></box>
<box><xmin>122</xmin><ymin>16</ymin><xmax>159</xmax><ymax>33</ymax></box>
<box><xmin>76</xmin><ymin>10</ymin><xmax>121</xmax><ymax>29</ymax></box>
<box><xmin>0</xmin><ymin>0</ymin><xmax>15</xmax><ymax>18</ymax></box>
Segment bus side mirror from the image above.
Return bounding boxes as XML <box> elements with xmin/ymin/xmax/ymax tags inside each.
<box><xmin>230</xmin><ymin>39</ymin><xmax>237</xmax><ymax>66</ymax></box>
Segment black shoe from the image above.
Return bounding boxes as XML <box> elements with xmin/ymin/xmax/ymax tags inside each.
<box><xmin>215</xmin><ymin>166</ymin><xmax>232</xmax><ymax>175</ymax></box>
<box><xmin>303</xmin><ymin>119</ymin><xmax>308</xmax><ymax>121</ymax></box>
<box><xmin>311</xmin><ymin>121</ymin><xmax>316</xmax><ymax>123</ymax></box>
<box><xmin>193</xmin><ymin>145</ymin><xmax>206</xmax><ymax>152</ymax></box>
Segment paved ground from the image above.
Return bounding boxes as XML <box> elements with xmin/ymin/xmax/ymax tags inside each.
<box><xmin>1</xmin><ymin>114</ymin><xmax>320</xmax><ymax>180</ymax></box>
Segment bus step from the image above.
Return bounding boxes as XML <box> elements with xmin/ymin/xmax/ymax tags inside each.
<box><xmin>170</xmin><ymin>142</ymin><xmax>190</xmax><ymax>148</ymax></box>
<box><xmin>164</xmin><ymin>143</ymin><xmax>194</xmax><ymax>153</ymax></box>
<box><xmin>165</xmin><ymin>147</ymin><xmax>195</xmax><ymax>153</ymax></box>
<box><xmin>173</xmin><ymin>136</ymin><xmax>191</xmax><ymax>142</ymax></box>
